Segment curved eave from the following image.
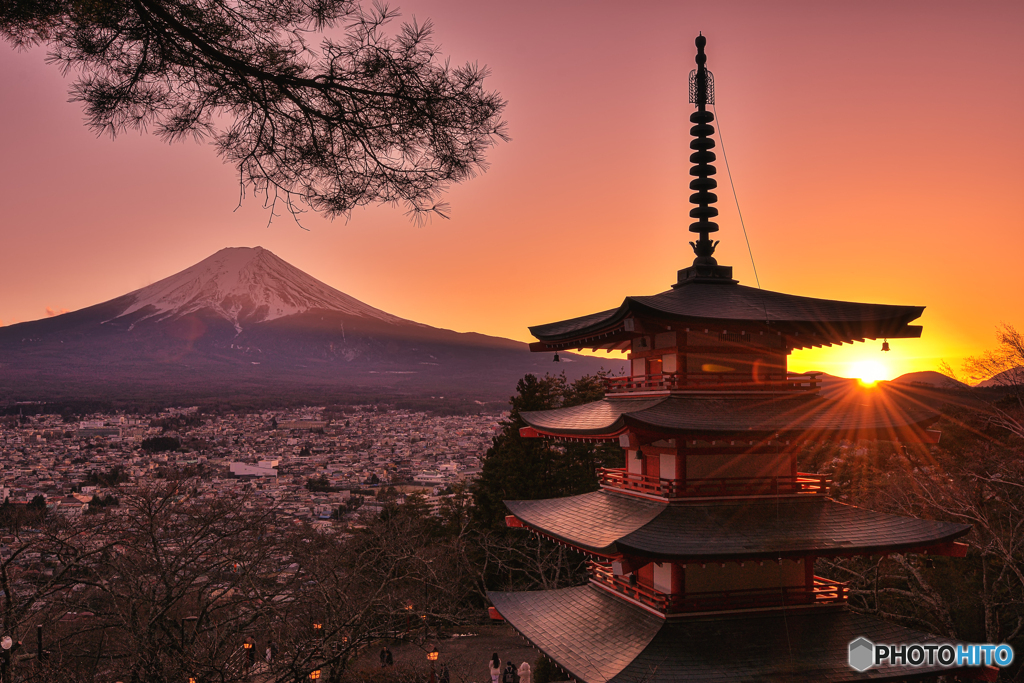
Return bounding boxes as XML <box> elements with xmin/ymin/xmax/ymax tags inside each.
<box><xmin>528</xmin><ymin>306</ymin><xmax>626</xmax><ymax>343</ymax></box>
<box><xmin>488</xmin><ymin>586</ymin><xmax>662</xmax><ymax>683</ymax></box>
<box><xmin>528</xmin><ymin>283</ymin><xmax>924</xmax><ymax>351</ymax></box>
<box><xmin>504</xmin><ymin>491</ymin><xmax>663</xmax><ymax>556</ymax></box>
<box><xmin>520</xmin><ymin>393</ymin><xmax>940</xmax><ymax>443</ymax></box>
<box><xmin>620</xmin><ymin>511</ymin><xmax>972</xmax><ymax>563</ymax></box>
<box><xmin>489</xmin><ymin>586</ymin><xmax>986</xmax><ymax>683</ymax></box>
<box><xmin>505</xmin><ymin>492</ymin><xmax>971</xmax><ymax>561</ymax></box>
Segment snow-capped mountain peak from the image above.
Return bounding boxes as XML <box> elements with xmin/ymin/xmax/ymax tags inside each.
<box><xmin>117</xmin><ymin>246</ymin><xmax>407</xmax><ymax>331</ymax></box>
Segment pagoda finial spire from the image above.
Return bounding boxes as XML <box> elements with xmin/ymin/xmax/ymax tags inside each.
<box><xmin>689</xmin><ymin>34</ymin><xmax>718</xmax><ymax>262</ymax></box>
<box><xmin>675</xmin><ymin>33</ymin><xmax>734</xmax><ymax>287</ymax></box>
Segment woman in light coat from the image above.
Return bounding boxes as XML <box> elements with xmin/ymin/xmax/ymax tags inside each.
<box><xmin>489</xmin><ymin>653</ymin><xmax>501</xmax><ymax>683</ymax></box>
<box><xmin>518</xmin><ymin>661</ymin><xmax>532</xmax><ymax>683</ymax></box>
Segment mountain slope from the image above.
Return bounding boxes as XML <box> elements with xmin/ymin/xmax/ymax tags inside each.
<box><xmin>890</xmin><ymin>371</ymin><xmax>968</xmax><ymax>389</ymax></box>
<box><xmin>116</xmin><ymin>246</ymin><xmax>410</xmax><ymax>332</ymax></box>
<box><xmin>977</xmin><ymin>367</ymin><xmax>1024</xmax><ymax>388</ymax></box>
<box><xmin>0</xmin><ymin>247</ymin><xmax>624</xmax><ymax>402</ymax></box>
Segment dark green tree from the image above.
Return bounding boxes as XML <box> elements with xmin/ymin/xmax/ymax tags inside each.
<box><xmin>472</xmin><ymin>372</ymin><xmax>623</xmax><ymax>530</ymax></box>
<box><xmin>85</xmin><ymin>465</ymin><xmax>130</xmax><ymax>486</ymax></box>
<box><xmin>141</xmin><ymin>436</ymin><xmax>181</xmax><ymax>453</ymax></box>
<box><xmin>305</xmin><ymin>475</ymin><xmax>333</xmax><ymax>492</ymax></box>
<box><xmin>86</xmin><ymin>494</ymin><xmax>120</xmax><ymax>514</ymax></box>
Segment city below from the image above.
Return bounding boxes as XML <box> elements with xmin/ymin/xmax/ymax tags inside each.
<box><xmin>0</xmin><ymin>405</ymin><xmax>501</xmax><ymax>527</ymax></box>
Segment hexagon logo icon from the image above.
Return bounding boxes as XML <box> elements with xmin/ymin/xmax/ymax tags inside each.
<box><xmin>849</xmin><ymin>637</ymin><xmax>875</xmax><ymax>672</ymax></box>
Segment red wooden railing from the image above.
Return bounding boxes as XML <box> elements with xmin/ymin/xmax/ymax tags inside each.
<box><xmin>588</xmin><ymin>562</ymin><xmax>848</xmax><ymax>614</ymax></box>
<box><xmin>588</xmin><ymin>562</ymin><xmax>670</xmax><ymax>611</ymax></box>
<box><xmin>596</xmin><ymin>468</ymin><xmax>832</xmax><ymax>498</ymax></box>
<box><xmin>605</xmin><ymin>372</ymin><xmax>821</xmax><ymax>394</ymax></box>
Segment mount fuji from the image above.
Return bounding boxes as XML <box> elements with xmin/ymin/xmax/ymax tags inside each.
<box><xmin>114</xmin><ymin>246</ymin><xmax>411</xmax><ymax>333</ymax></box>
<box><xmin>0</xmin><ymin>247</ymin><xmax>623</xmax><ymax>404</ymax></box>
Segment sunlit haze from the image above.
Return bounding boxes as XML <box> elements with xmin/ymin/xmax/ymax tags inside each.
<box><xmin>1</xmin><ymin>0</ymin><xmax>1021</xmax><ymax>383</ymax></box>
<box><xmin>852</xmin><ymin>360</ymin><xmax>888</xmax><ymax>386</ymax></box>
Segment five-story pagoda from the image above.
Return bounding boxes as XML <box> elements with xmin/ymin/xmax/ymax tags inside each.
<box><xmin>489</xmin><ymin>35</ymin><xmax>991</xmax><ymax>682</ymax></box>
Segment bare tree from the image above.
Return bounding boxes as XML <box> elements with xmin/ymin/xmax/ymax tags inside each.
<box><xmin>1</xmin><ymin>0</ymin><xmax>508</xmax><ymax>221</ymax></box>
<box><xmin>942</xmin><ymin>323</ymin><xmax>1024</xmax><ymax>439</ymax></box>
<box><xmin>476</xmin><ymin>529</ymin><xmax>585</xmax><ymax>595</ymax></box>
<box><xmin>27</xmin><ymin>485</ymin><xmax>300</xmax><ymax>682</ymax></box>
<box><xmin>818</xmin><ymin>429</ymin><xmax>1024</xmax><ymax>662</ymax></box>
<box><xmin>0</xmin><ymin>483</ymin><xmax>485</xmax><ymax>683</ymax></box>
<box><xmin>0</xmin><ymin>511</ymin><xmax>120</xmax><ymax>683</ymax></box>
<box><xmin>962</xmin><ymin>324</ymin><xmax>1024</xmax><ymax>397</ymax></box>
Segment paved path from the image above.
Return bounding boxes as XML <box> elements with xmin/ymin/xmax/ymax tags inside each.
<box><xmin>350</xmin><ymin>624</ymin><xmax>542</xmax><ymax>683</ymax></box>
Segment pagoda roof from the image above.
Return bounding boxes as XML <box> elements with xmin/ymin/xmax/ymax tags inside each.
<box><xmin>520</xmin><ymin>389</ymin><xmax>939</xmax><ymax>441</ymax></box>
<box><xmin>528</xmin><ymin>281</ymin><xmax>923</xmax><ymax>351</ymax></box>
<box><xmin>489</xmin><ymin>585</ymin><xmax>984</xmax><ymax>682</ymax></box>
<box><xmin>504</xmin><ymin>492</ymin><xmax>970</xmax><ymax>560</ymax></box>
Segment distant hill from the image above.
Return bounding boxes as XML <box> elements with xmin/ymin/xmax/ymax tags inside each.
<box><xmin>977</xmin><ymin>367</ymin><xmax>1024</xmax><ymax>388</ymax></box>
<box><xmin>0</xmin><ymin>247</ymin><xmax>625</xmax><ymax>404</ymax></box>
<box><xmin>890</xmin><ymin>371</ymin><xmax>968</xmax><ymax>390</ymax></box>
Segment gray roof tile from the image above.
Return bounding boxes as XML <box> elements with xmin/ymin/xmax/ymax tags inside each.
<box><xmin>490</xmin><ymin>585</ymin><xmax>980</xmax><ymax>683</ymax></box>
<box><xmin>521</xmin><ymin>391</ymin><xmax>937</xmax><ymax>439</ymax></box>
<box><xmin>529</xmin><ymin>282</ymin><xmax>923</xmax><ymax>348</ymax></box>
<box><xmin>506</xmin><ymin>492</ymin><xmax>970</xmax><ymax>559</ymax></box>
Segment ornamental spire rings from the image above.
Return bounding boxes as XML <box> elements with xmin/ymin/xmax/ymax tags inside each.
<box><xmin>687</xmin><ymin>34</ymin><xmax>720</xmax><ymax>265</ymax></box>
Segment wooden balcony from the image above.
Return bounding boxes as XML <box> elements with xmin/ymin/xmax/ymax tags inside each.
<box><xmin>589</xmin><ymin>562</ymin><xmax>848</xmax><ymax>615</ymax></box>
<box><xmin>597</xmin><ymin>468</ymin><xmax>832</xmax><ymax>498</ymax></box>
<box><xmin>605</xmin><ymin>372</ymin><xmax>821</xmax><ymax>395</ymax></box>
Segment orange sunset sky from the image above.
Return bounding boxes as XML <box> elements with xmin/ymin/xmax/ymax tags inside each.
<box><xmin>1</xmin><ymin>0</ymin><xmax>1021</xmax><ymax>382</ymax></box>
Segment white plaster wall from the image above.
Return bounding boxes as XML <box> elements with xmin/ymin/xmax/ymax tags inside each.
<box><xmin>653</xmin><ymin>562</ymin><xmax>674</xmax><ymax>594</ymax></box>
<box><xmin>662</xmin><ymin>353</ymin><xmax>678</xmax><ymax>373</ymax></box>
<box><xmin>659</xmin><ymin>453</ymin><xmax>677</xmax><ymax>480</ymax></box>
<box><xmin>627</xmin><ymin>451</ymin><xmax>642</xmax><ymax>474</ymax></box>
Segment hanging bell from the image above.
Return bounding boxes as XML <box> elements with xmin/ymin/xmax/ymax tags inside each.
<box><xmin>553</xmin><ymin>353</ymin><xmax>561</xmax><ymax>362</ymax></box>
<box><xmin>881</xmin><ymin>340</ymin><xmax>890</xmax><ymax>352</ymax></box>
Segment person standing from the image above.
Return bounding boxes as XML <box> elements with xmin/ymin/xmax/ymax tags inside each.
<box><xmin>380</xmin><ymin>645</ymin><xmax>394</xmax><ymax>667</ymax></box>
<box><xmin>489</xmin><ymin>653</ymin><xmax>501</xmax><ymax>683</ymax></box>
<box><xmin>502</xmin><ymin>661</ymin><xmax>519</xmax><ymax>683</ymax></box>
<box><xmin>518</xmin><ymin>661</ymin><xmax>532</xmax><ymax>683</ymax></box>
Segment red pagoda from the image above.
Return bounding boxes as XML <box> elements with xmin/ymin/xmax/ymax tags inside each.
<box><xmin>489</xmin><ymin>36</ymin><xmax>992</xmax><ymax>682</ymax></box>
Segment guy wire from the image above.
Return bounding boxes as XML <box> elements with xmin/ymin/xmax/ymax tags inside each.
<box><xmin>711</xmin><ymin>101</ymin><xmax>792</xmax><ymax>662</ymax></box>
<box><xmin>711</xmin><ymin>104</ymin><xmax>763</xmax><ymax>292</ymax></box>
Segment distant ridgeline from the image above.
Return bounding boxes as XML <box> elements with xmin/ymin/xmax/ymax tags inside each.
<box><xmin>0</xmin><ymin>247</ymin><xmax>624</xmax><ymax>403</ymax></box>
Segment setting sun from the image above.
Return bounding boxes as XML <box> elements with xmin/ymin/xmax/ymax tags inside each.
<box><xmin>851</xmin><ymin>360</ymin><xmax>887</xmax><ymax>386</ymax></box>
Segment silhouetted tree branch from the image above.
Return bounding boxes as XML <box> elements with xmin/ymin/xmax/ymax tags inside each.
<box><xmin>942</xmin><ymin>323</ymin><xmax>1024</xmax><ymax>439</ymax></box>
<box><xmin>1</xmin><ymin>0</ymin><xmax>508</xmax><ymax>221</ymax></box>
<box><xmin>0</xmin><ymin>482</ymin><xmax>482</xmax><ymax>682</ymax></box>
<box><xmin>814</xmin><ymin>414</ymin><xmax>1024</xmax><ymax>658</ymax></box>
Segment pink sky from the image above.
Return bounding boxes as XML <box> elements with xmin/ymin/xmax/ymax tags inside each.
<box><xmin>1</xmin><ymin>0</ymin><xmax>1021</xmax><ymax>380</ymax></box>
